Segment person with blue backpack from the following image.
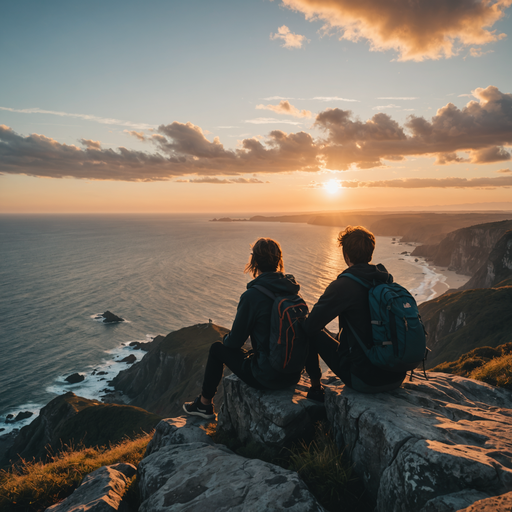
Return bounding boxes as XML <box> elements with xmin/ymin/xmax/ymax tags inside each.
<box><xmin>183</xmin><ymin>238</ymin><xmax>308</xmax><ymax>419</ymax></box>
<box><xmin>304</xmin><ymin>225</ymin><xmax>426</xmax><ymax>399</ymax></box>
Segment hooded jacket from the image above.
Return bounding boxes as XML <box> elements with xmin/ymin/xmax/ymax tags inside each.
<box><xmin>223</xmin><ymin>271</ymin><xmax>302</xmax><ymax>388</ymax></box>
<box><xmin>304</xmin><ymin>263</ymin><xmax>406</xmax><ymax>387</ymax></box>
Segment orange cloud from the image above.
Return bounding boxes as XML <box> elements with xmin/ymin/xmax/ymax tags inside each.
<box><xmin>124</xmin><ymin>130</ymin><xmax>146</xmax><ymax>141</ymax></box>
<box><xmin>176</xmin><ymin>177</ymin><xmax>266</xmax><ymax>184</ymax></box>
<box><xmin>340</xmin><ymin>177</ymin><xmax>512</xmax><ymax>188</ymax></box>
<box><xmin>270</xmin><ymin>25</ymin><xmax>309</xmax><ymax>49</ymax></box>
<box><xmin>79</xmin><ymin>139</ymin><xmax>101</xmax><ymax>150</ymax></box>
<box><xmin>256</xmin><ymin>100</ymin><xmax>312</xmax><ymax>118</ymax></box>
<box><xmin>281</xmin><ymin>0</ymin><xmax>511</xmax><ymax>61</ymax></box>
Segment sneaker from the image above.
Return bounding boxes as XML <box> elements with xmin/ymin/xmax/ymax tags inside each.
<box><xmin>306</xmin><ymin>385</ymin><xmax>325</xmax><ymax>403</ymax></box>
<box><xmin>183</xmin><ymin>395</ymin><xmax>215</xmax><ymax>419</ymax></box>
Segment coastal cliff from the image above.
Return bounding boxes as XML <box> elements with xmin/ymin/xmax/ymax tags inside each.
<box><xmin>411</xmin><ymin>219</ymin><xmax>512</xmax><ymax>275</ymax></box>
<box><xmin>459</xmin><ymin>230</ymin><xmax>512</xmax><ymax>289</ymax></box>
<box><xmin>111</xmin><ymin>323</ymin><xmax>229</xmax><ymax>417</ymax></box>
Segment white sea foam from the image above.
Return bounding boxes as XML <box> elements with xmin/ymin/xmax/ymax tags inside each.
<box><xmin>1</xmin><ymin>335</ymin><xmax>154</xmax><ymax>435</ymax></box>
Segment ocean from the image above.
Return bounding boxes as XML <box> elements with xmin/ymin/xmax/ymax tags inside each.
<box><xmin>0</xmin><ymin>214</ymin><xmax>446</xmax><ymax>433</ymax></box>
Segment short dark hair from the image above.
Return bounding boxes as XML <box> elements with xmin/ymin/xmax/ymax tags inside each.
<box><xmin>245</xmin><ymin>238</ymin><xmax>284</xmax><ymax>277</ymax></box>
<box><xmin>337</xmin><ymin>225</ymin><xmax>375</xmax><ymax>264</ymax></box>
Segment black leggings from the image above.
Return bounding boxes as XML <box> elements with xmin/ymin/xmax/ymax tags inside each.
<box><xmin>201</xmin><ymin>342</ymin><xmax>265</xmax><ymax>399</ymax></box>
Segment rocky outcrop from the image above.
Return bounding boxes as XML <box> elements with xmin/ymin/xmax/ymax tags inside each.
<box><xmin>46</xmin><ymin>463</ymin><xmax>136</xmax><ymax>512</ymax></box>
<box><xmin>137</xmin><ymin>416</ymin><xmax>326</xmax><ymax>512</ymax></box>
<box><xmin>218</xmin><ymin>374</ymin><xmax>326</xmax><ymax>447</ymax></box>
<box><xmin>1</xmin><ymin>393</ymin><xmax>161</xmax><ymax>466</ymax></box>
<box><xmin>100</xmin><ymin>311</ymin><xmax>125</xmax><ymax>323</ymax></box>
<box><xmin>411</xmin><ymin>219</ymin><xmax>512</xmax><ymax>275</ymax></box>
<box><xmin>325</xmin><ymin>372</ymin><xmax>512</xmax><ymax>512</ymax></box>
<box><xmin>219</xmin><ymin>373</ymin><xmax>512</xmax><ymax>512</ymax></box>
<box><xmin>65</xmin><ymin>373</ymin><xmax>85</xmax><ymax>384</ymax></box>
<box><xmin>111</xmin><ymin>324</ymin><xmax>229</xmax><ymax>417</ymax></box>
<box><xmin>418</xmin><ymin>284</ymin><xmax>512</xmax><ymax>368</ymax></box>
<box><xmin>460</xmin><ymin>230</ymin><xmax>512</xmax><ymax>290</ymax></box>
<box><xmin>119</xmin><ymin>354</ymin><xmax>136</xmax><ymax>364</ymax></box>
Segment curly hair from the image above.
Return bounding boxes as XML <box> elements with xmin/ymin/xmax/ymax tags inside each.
<box><xmin>337</xmin><ymin>225</ymin><xmax>375</xmax><ymax>264</ymax></box>
<box><xmin>245</xmin><ymin>238</ymin><xmax>285</xmax><ymax>277</ymax></box>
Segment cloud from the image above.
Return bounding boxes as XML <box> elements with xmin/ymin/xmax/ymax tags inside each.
<box><xmin>0</xmin><ymin>122</ymin><xmax>320</xmax><ymax>181</ymax></box>
<box><xmin>314</xmin><ymin>85</ymin><xmax>512</xmax><ymax>169</ymax></box>
<box><xmin>468</xmin><ymin>47</ymin><xmax>494</xmax><ymax>58</ymax></box>
<box><xmin>124</xmin><ymin>130</ymin><xmax>146</xmax><ymax>141</ymax></box>
<box><xmin>263</xmin><ymin>96</ymin><xmax>295</xmax><ymax>101</ymax></box>
<box><xmin>280</xmin><ymin>0</ymin><xmax>511</xmax><ymax>61</ymax></box>
<box><xmin>244</xmin><ymin>117</ymin><xmax>302</xmax><ymax>125</ymax></box>
<box><xmin>1</xmin><ymin>85</ymin><xmax>511</xmax><ymax>181</ymax></box>
<box><xmin>312</xmin><ymin>97</ymin><xmax>359</xmax><ymax>102</ymax></box>
<box><xmin>270</xmin><ymin>25</ymin><xmax>309</xmax><ymax>49</ymax></box>
<box><xmin>79</xmin><ymin>139</ymin><xmax>102</xmax><ymax>150</ymax></box>
<box><xmin>373</xmin><ymin>104</ymin><xmax>401</xmax><ymax>110</ymax></box>
<box><xmin>339</xmin><ymin>176</ymin><xmax>512</xmax><ymax>188</ymax></box>
<box><xmin>377</xmin><ymin>97</ymin><xmax>418</xmax><ymax>100</ymax></box>
<box><xmin>177</xmin><ymin>177</ymin><xmax>266</xmax><ymax>184</ymax></box>
<box><xmin>256</xmin><ymin>100</ymin><xmax>312</xmax><ymax>118</ymax></box>
<box><xmin>0</xmin><ymin>106</ymin><xmax>154</xmax><ymax>130</ymax></box>
<box><xmin>497</xmin><ymin>168</ymin><xmax>512</xmax><ymax>173</ymax></box>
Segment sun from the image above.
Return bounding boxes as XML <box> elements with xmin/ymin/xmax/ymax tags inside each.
<box><xmin>323</xmin><ymin>179</ymin><xmax>342</xmax><ymax>194</ymax></box>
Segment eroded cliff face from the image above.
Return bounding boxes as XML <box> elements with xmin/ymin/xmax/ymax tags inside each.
<box><xmin>460</xmin><ymin>230</ymin><xmax>512</xmax><ymax>289</ymax></box>
<box><xmin>412</xmin><ymin>219</ymin><xmax>512</xmax><ymax>275</ymax></box>
<box><xmin>111</xmin><ymin>323</ymin><xmax>229</xmax><ymax>417</ymax></box>
<box><xmin>418</xmin><ymin>284</ymin><xmax>512</xmax><ymax>368</ymax></box>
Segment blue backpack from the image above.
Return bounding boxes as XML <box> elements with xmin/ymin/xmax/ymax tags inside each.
<box><xmin>341</xmin><ymin>274</ymin><xmax>427</xmax><ymax>373</ymax></box>
<box><xmin>253</xmin><ymin>285</ymin><xmax>309</xmax><ymax>374</ymax></box>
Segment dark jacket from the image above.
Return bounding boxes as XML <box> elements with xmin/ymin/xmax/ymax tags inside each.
<box><xmin>223</xmin><ymin>271</ymin><xmax>302</xmax><ymax>389</ymax></box>
<box><xmin>304</xmin><ymin>263</ymin><xmax>406</xmax><ymax>387</ymax></box>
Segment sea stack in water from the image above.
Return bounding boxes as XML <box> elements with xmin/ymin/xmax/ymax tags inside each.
<box><xmin>101</xmin><ymin>311</ymin><xmax>125</xmax><ymax>323</ymax></box>
<box><xmin>65</xmin><ymin>373</ymin><xmax>85</xmax><ymax>384</ymax></box>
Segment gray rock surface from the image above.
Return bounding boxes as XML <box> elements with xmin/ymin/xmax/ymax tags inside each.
<box><xmin>138</xmin><ymin>418</ymin><xmax>325</xmax><ymax>512</ymax></box>
<box><xmin>46</xmin><ymin>463</ymin><xmax>136</xmax><ymax>512</ymax></box>
<box><xmin>324</xmin><ymin>372</ymin><xmax>512</xmax><ymax>512</ymax></box>
<box><xmin>218</xmin><ymin>373</ymin><xmax>326</xmax><ymax>447</ymax></box>
<box><xmin>458</xmin><ymin>491</ymin><xmax>512</xmax><ymax>511</ymax></box>
<box><xmin>419</xmin><ymin>489</ymin><xmax>490</xmax><ymax>512</ymax></box>
<box><xmin>145</xmin><ymin>415</ymin><xmax>214</xmax><ymax>456</ymax></box>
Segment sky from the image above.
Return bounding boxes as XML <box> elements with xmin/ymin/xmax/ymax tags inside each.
<box><xmin>1</xmin><ymin>0</ymin><xmax>512</xmax><ymax>214</ymax></box>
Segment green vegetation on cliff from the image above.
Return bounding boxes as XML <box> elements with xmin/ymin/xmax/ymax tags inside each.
<box><xmin>430</xmin><ymin>343</ymin><xmax>512</xmax><ymax>390</ymax></box>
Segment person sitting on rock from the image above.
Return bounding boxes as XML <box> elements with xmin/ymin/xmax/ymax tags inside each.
<box><xmin>304</xmin><ymin>226</ymin><xmax>407</xmax><ymax>398</ymax></box>
<box><xmin>183</xmin><ymin>238</ymin><xmax>304</xmax><ymax>419</ymax></box>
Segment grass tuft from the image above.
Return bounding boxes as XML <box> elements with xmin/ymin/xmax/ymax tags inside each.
<box><xmin>470</xmin><ymin>354</ymin><xmax>512</xmax><ymax>389</ymax></box>
<box><xmin>287</xmin><ymin>422</ymin><xmax>370</xmax><ymax>511</ymax></box>
<box><xmin>0</xmin><ymin>433</ymin><xmax>151</xmax><ymax>512</ymax></box>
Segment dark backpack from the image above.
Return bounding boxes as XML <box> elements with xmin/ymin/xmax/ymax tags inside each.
<box><xmin>253</xmin><ymin>285</ymin><xmax>309</xmax><ymax>373</ymax></box>
<box><xmin>340</xmin><ymin>274</ymin><xmax>427</xmax><ymax>373</ymax></box>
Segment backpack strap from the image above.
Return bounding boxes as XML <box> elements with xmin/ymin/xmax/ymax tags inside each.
<box><xmin>253</xmin><ymin>285</ymin><xmax>277</xmax><ymax>300</ymax></box>
<box><xmin>339</xmin><ymin>273</ymin><xmax>372</xmax><ymax>289</ymax></box>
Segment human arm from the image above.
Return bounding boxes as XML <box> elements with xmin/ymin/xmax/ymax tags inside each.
<box><xmin>222</xmin><ymin>290</ymin><xmax>259</xmax><ymax>350</ymax></box>
<box><xmin>304</xmin><ymin>279</ymin><xmax>345</xmax><ymax>336</ymax></box>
